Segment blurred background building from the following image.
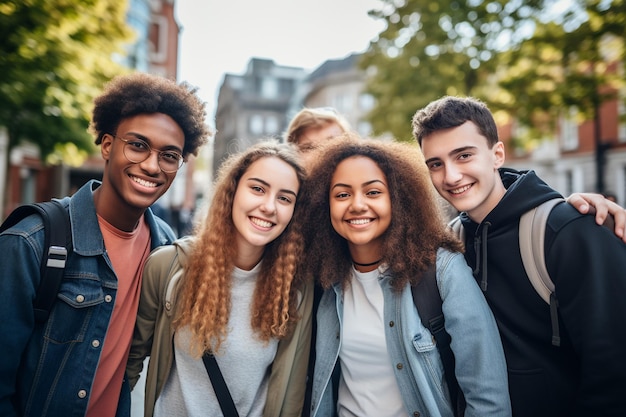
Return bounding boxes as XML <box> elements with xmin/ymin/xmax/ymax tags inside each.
<box><xmin>3</xmin><ymin>0</ymin><xmax>626</xmax><ymax>221</ymax></box>
<box><xmin>213</xmin><ymin>53</ymin><xmax>626</xmax><ymax>206</ymax></box>
<box><xmin>2</xmin><ymin>0</ymin><xmax>196</xmax><ymax>233</ymax></box>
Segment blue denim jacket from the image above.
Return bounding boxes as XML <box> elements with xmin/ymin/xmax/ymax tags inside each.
<box><xmin>310</xmin><ymin>248</ymin><xmax>512</xmax><ymax>417</ymax></box>
<box><xmin>0</xmin><ymin>180</ymin><xmax>175</xmax><ymax>417</ymax></box>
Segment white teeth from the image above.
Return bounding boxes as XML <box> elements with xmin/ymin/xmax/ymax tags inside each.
<box><xmin>132</xmin><ymin>176</ymin><xmax>157</xmax><ymax>188</ymax></box>
<box><xmin>251</xmin><ymin>217</ymin><xmax>273</xmax><ymax>228</ymax></box>
<box><xmin>450</xmin><ymin>184</ymin><xmax>471</xmax><ymax>194</ymax></box>
<box><xmin>349</xmin><ymin>219</ymin><xmax>371</xmax><ymax>225</ymax></box>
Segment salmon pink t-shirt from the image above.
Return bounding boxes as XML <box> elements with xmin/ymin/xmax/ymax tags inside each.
<box><xmin>86</xmin><ymin>215</ymin><xmax>151</xmax><ymax>417</ymax></box>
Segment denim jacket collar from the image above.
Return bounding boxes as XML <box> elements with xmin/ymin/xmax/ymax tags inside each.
<box><xmin>69</xmin><ymin>180</ymin><xmax>172</xmax><ymax>256</ymax></box>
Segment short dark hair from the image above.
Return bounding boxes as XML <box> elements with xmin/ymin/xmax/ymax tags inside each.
<box><xmin>412</xmin><ymin>96</ymin><xmax>499</xmax><ymax>147</ymax></box>
<box><xmin>90</xmin><ymin>72</ymin><xmax>211</xmax><ymax>157</ymax></box>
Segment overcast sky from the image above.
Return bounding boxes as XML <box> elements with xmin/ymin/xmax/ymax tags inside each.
<box><xmin>174</xmin><ymin>0</ymin><xmax>386</xmax><ymax>129</ymax></box>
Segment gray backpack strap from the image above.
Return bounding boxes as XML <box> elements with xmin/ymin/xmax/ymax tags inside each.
<box><xmin>519</xmin><ymin>198</ymin><xmax>564</xmax><ymax>303</ymax></box>
<box><xmin>519</xmin><ymin>197</ymin><xmax>564</xmax><ymax>346</ymax></box>
<box><xmin>448</xmin><ymin>216</ymin><xmax>465</xmax><ymax>242</ymax></box>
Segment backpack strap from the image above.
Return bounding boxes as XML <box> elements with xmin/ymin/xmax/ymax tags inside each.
<box><xmin>0</xmin><ymin>200</ymin><xmax>71</xmax><ymax>323</ymax></box>
<box><xmin>411</xmin><ymin>264</ymin><xmax>465</xmax><ymax>417</ymax></box>
<box><xmin>448</xmin><ymin>216</ymin><xmax>465</xmax><ymax>243</ymax></box>
<box><xmin>519</xmin><ymin>197</ymin><xmax>564</xmax><ymax>346</ymax></box>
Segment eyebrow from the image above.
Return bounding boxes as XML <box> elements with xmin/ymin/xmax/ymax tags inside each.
<box><xmin>125</xmin><ymin>132</ymin><xmax>184</xmax><ymax>154</ymax></box>
<box><xmin>247</xmin><ymin>177</ymin><xmax>298</xmax><ymax>197</ymax></box>
<box><xmin>425</xmin><ymin>145</ymin><xmax>477</xmax><ymax>165</ymax></box>
<box><xmin>331</xmin><ymin>179</ymin><xmax>386</xmax><ymax>190</ymax></box>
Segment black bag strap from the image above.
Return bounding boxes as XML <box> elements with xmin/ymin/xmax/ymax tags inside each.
<box><xmin>0</xmin><ymin>200</ymin><xmax>71</xmax><ymax>323</ymax></box>
<box><xmin>411</xmin><ymin>264</ymin><xmax>465</xmax><ymax>417</ymax></box>
<box><xmin>202</xmin><ymin>352</ymin><xmax>240</xmax><ymax>417</ymax></box>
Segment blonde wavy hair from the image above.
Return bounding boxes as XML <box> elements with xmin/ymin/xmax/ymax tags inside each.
<box><xmin>174</xmin><ymin>140</ymin><xmax>306</xmax><ymax>356</ymax></box>
<box><xmin>285</xmin><ymin>107</ymin><xmax>351</xmax><ymax>145</ymax></box>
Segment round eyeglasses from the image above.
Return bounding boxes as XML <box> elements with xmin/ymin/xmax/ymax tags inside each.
<box><xmin>111</xmin><ymin>135</ymin><xmax>185</xmax><ymax>173</ymax></box>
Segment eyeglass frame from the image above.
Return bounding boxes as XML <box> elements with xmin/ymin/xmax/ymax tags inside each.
<box><xmin>107</xmin><ymin>133</ymin><xmax>186</xmax><ymax>173</ymax></box>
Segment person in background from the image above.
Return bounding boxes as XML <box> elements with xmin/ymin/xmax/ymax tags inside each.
<box><xmin>413</xmin><ymin>95</ymin><xmax>626</xmax><ymax>416</ymax></box>
<box><xmin>0</xmin><ymin>72</ymin><xmax>210</xmax><ymax>417</ymax></box>
<box><xmin>301</xmin><ymin>136</ymin><xmax>511</xmax><ymax>417</ymax></box>
<box><xmin>127</xmin><ymin>141</ymin><xmax>312</xmax><ymax>417</ymax></box>
<box><xmin>285</xmin><ymin>107</ymin><xmax>352</xmax><ymax>167</ymax></box>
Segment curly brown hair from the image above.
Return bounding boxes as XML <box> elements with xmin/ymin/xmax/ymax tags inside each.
<box><xmin>174</xmin><ymin>140</ymin><xmax>306</xmax><ymax>356</ymax></box>
<box><xmin>90</xmin><ymin>72</ymin><xmax>211</xmax><ymax>157</ymax></box>
<box><xmin>299</xmin><ymin>134</ymin><xmax>463</xmax><ymax>291</ymax></box>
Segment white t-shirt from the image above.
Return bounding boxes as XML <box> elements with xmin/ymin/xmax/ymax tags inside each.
<box><xmin>155</xmin><ymin>262</ymin><xmax>278</xmax><ymax>417</ymax></box>
<box><xmin>337</xmin><ymin>267</ymin><xmax>405</xmax><ymax>417</ymax></box>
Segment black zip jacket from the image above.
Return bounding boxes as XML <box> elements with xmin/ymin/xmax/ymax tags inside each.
<box><xmin>460</xmin><ymin>168</ymin><xmax>626</xmax><ymax>417</ymax></box>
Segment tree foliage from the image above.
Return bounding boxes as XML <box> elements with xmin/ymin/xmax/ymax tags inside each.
<box><xmin>498</xmin><ymin>0</ymin><xmax>626</xmax><ymax>139</ymax></box>
<box><xmin>361</xmin><ymin>0</ymin><xmax>626</xmax><ymax>144</ymax></box>
<box><xmin>0</xmin><ymin>0</ymin><xmax>132</xmax><ymax>161</ymax></box>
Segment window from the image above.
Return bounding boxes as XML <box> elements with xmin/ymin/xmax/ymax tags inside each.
<box><xmin>265</xmin><ymin>116</ymin><xmax>279</xmax><ymax>134</ymax></box>
<box><xmin>261</xmin><ymin>78</ymin><xmax>278</xmax><ymax>99</ymax></box>
<box><xmin>249</xmin><ymin>115</ymin><xmax>263</xmax><ymax>135</ymax></box>
<box><xmin>359</xmin><ymin>93</ymin><xmax>375</xmax><ymax>111</ymax></box>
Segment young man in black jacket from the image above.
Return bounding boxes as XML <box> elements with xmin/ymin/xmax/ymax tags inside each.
<box><xmin>412</xmin><ymin>96</ymin><xmax>626</xmax><ymax>417</ymax></box>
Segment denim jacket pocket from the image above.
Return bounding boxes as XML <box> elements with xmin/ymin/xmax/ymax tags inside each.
<box><xmin>45</xmin><ymin>273</ymin><xmax>105</xmax><ymax>343</ymax></box>
<box><xmin>411</xmin><ymin>328</ymin><xmax>437</xmax><ymax>352</ymax></box>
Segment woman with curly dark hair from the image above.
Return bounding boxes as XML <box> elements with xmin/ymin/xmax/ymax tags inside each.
<box><xmin>127</xmin><ymin>140</ymin><xmax>313</xmax><ymax>417</ymax></box>
<box><xmin>301</xmin><ymin>135</ymin><xmax>511</xmax><ymax>417</ymax></box>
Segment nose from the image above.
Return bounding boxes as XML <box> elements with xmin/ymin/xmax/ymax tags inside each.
<box><xmin>349</xmin><ymin>193</ymin><xmax>367</xmax><ymax>212</ymax></box>
<box><xmin>260</xmin><ymin>195</ymin><xmax>276</xmax><ymax>214</ymax></box>
<box><xmin>443</xmin><ymin>164</ymin><xmax>462</xmax><ymax>184</ymax></box>
<box><xmin>140</xmin><ymin>150</ymin><xmax>161</xmax><ymax>174</ymax></box>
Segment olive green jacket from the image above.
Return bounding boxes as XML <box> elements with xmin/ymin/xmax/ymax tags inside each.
<box><xmin>126</xmin><ymin>236</ymin><xmax>313</xmax><ymax>417</ymax></box>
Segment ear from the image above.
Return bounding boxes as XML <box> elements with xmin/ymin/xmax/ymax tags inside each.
<box><xmin>101</xmin><ymin>134</ymin><xmax>114</xmax><ymax>161</ymax></box>
<box><xmin>493</xmin><ymin>141</ymin><xmax>506</xmax><ymax>169</ymax></box>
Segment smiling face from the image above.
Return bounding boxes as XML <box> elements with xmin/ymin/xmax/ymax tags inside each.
<box><xmin>329</xmin><ymin>156</ymin><xmax>391</xmax><ymax>263</ymax></box>
<box><xmin>97</xmin><ymin>112</ymin><xmax>185</xmax><ymax>230</ymax></box>
<box><xmin>420</xmin><ymin>121</ymin><xmax>506</xmax><ymax>223</ymax></box>
<box><xmin>231</xmin><ymin>156</ymin><xmax>300</xmax><ymax>264</ymax></box>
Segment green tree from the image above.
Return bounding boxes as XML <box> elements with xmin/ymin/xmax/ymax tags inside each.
<box><xmin>0</xmin><ymin>0</ymin><xmax>132</xmax><ymax>160</ymax></box>
<box><xmin>361</xmin><ymin>0</ymin><xmax>548</xmax><ymax>141</ymax></box>
<box><xmin>498</xmin><ymin>0</ymin><xmax>626</xmax><ymax>192</ymax></box>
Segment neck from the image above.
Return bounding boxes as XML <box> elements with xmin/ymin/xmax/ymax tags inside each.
<box><xmin>352</xmin><ymin>258</ymin><xmax>382</xmax><ymax>267</ymax></box>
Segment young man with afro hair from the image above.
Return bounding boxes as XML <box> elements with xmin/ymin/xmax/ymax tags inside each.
<box><xmin>0</xmin><ymin>72</ymin><xmax>211</xmax><ymax>417</ymax></box>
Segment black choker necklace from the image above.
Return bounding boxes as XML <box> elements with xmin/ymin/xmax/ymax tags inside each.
<box><xmin>353</xmin><ymin>259</ymin><xmax>383</xmax><ymax>267</ymax></box>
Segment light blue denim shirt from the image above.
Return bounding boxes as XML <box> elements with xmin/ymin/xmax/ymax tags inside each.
<box><xmin>0</xmin><ymin>180</ymin><xmax>175</xmax><ymax>417</ymax></box>
<box><xmin>310</xmin><ymin>248</ymin><xmax>511</xmax><ymax>417</ymax></box>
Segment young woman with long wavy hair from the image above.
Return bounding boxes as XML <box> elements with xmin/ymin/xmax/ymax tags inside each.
<box><xmin>127</xmin><ymin>140</ymin><xmax>312</xmax><ymax>417</ymax></box>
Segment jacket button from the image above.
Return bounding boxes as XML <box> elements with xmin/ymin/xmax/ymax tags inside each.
<box><xmin>413</xmin><ymin>412</ymin><xmax>420</xmax><ymax>417</ymax></box>
<box><xmin>396</xmin><ymin>363</ymin><xmax>403</xmax><ymax>370</ymax></box>
<box><xmin>78</xmin><ymin>389</ymin><xmax>87</xmax><ymax>399</ymax></box>
<box><xmin>389</xmin><ymin>321</ymin><xmax>395</xmax><ymax>327</ymax></box>
<box><xmin>92</xmin><ymin>340</ymin><xmax>100</xmax><ymax>348</ymax></box>
<box><xmin>76</xmin><ymin>295</ymin><xmax>85</xmax><ymax>303</ymax></box>
<box><xmin>105</xmin><ymin>295</ymin><xmax>113</xmax><ymax>302</ymax></box>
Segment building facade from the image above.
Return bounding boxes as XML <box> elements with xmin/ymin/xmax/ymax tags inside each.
<box><xmin>503</xmin><ymin>96</ymin><xmax>626</xmax><ymax>206</ymax></box>
<box><xmin>212</xmin><ymin>58</ymin><xmax>306</xmax><ymax>176</ymax></box>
